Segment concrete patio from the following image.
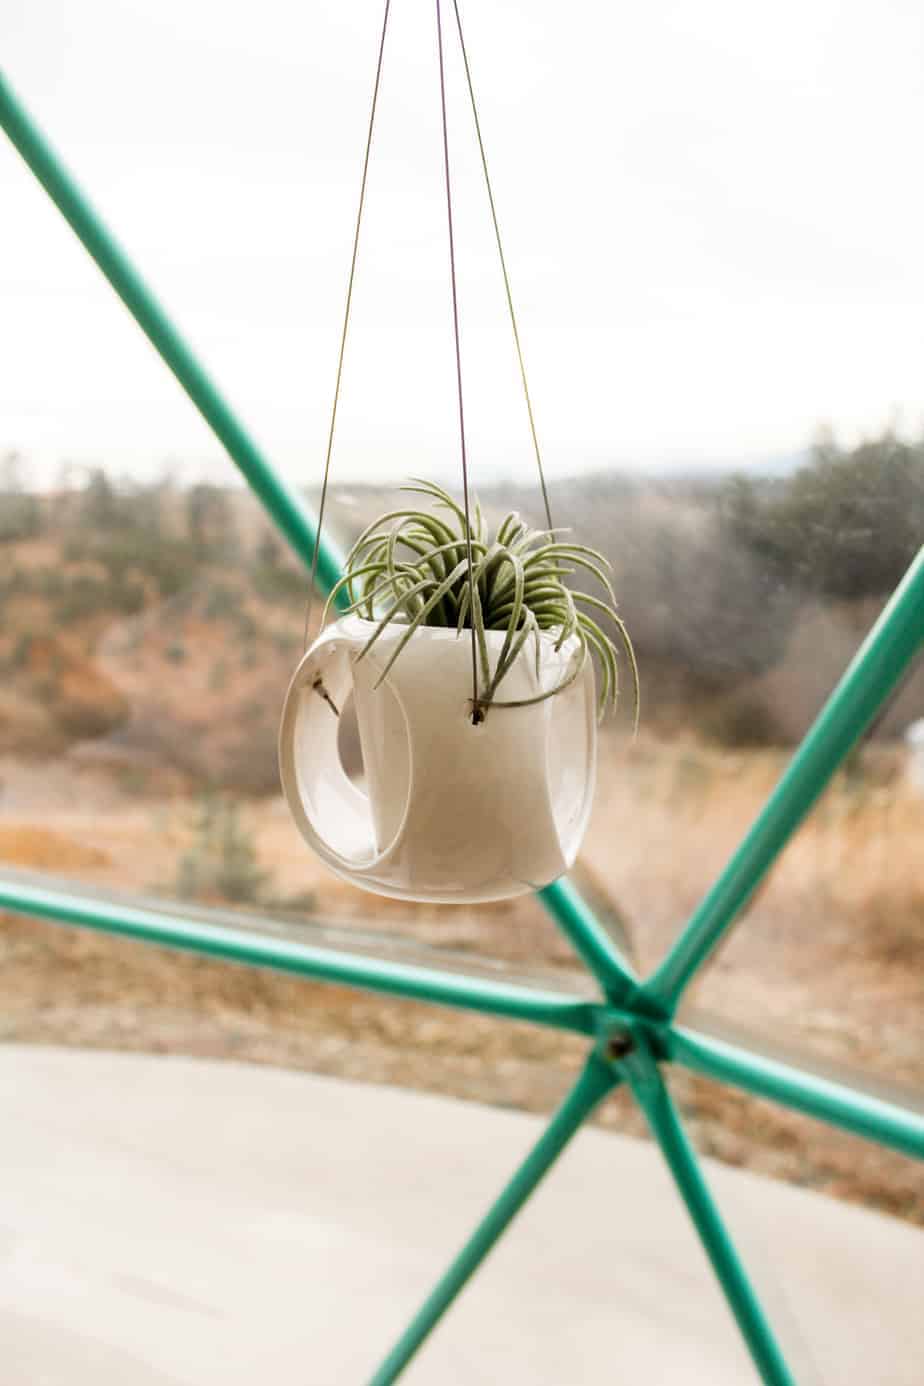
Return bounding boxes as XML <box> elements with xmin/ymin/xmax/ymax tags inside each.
<box><xmin>1</xmin><ymin>1045</ymin><xmax>920</xmax><ymax>1383</ymax></box>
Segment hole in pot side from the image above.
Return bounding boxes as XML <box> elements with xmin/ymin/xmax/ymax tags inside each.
<box><xmin>337</xmin><ymin>690</ymin><xmax>366</xmax><ymax>790</ymax></box>
<box><xmin>349</xmin><ymin>665</ymin><xmax>412</xmax><ymax>858</ymax></box>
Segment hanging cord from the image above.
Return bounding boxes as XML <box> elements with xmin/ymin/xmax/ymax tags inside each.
<box><xmin>450</xmin><ymin>0</ymin><xmax>554</xmax><ymax>535</ymax></box>
<box><xmin>304</xmin><ymin>0</ymin><xmax>551</xmax><ymax>728</ymax></box>
<box><xmin>303</xmin><ymin>0</ymin><xmax>393</xmax><ymax>653</ymax></box>
<box><xmin>435</xmin><ymin>0</ymin><xmax>482</xmax><ymax>723</ymax></box>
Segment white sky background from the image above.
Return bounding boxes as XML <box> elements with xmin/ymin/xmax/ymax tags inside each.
<box><xmin>2</xmin><ymin>0</ymin><xmax>923</xmax><ymax>489</ymax></box>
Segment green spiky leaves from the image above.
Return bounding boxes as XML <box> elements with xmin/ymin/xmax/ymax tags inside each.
<box><xmin>323</xmin><ymin>480</ymin><xmax>639</xmax><ymax>725</ymax></box>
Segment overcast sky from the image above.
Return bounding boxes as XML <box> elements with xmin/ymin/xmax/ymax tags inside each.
<box><xmin>3</xmin><ymin>0</ymin><xmax>923</xmax><ymax>490</ymax></box>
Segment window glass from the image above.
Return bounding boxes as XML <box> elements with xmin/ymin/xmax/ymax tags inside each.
<box><xmin>2</xmin><ymin>0</ymin><xmax>921</xmax><ymax>1257</ymax></box>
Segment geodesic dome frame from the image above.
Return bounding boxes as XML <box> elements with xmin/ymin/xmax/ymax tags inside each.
<box><xmin>1</xmin><ymin>70</ymin><xmax>923</xmax><ymax>1386</ymax></box>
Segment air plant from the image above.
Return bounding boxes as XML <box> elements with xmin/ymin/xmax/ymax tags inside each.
<box><xmin>323</xmin><ymin>479</ymin><xmax>639</xmax><ymax>725</ymax></box>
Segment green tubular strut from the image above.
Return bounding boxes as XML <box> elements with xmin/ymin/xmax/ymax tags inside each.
<box><xmin>0</xmin><ymin>68</ymin><xmax>634</xmax><ymax>996</ymax></box>
<box><xmin>367</xmin><ymin>1053</ymin><xmax>618</xmax><ymax>1385</ymax></box>
<box><xmin>668</xmin><ymin>1025</ymin><xmax>924</xmax><ymax>1163</ymax></box>
<box><xmin>538</xmin><ymin>875</ymin><xmax>639</xmax><ymax>1002</ymax></box>
<box><xmin>0</xmin><ymin>878</ymin><xmax>598</xmax><ymax>1038</ymax></box>
<box><xmin>621</xmin><ymin>1035</ymin><xmax>797</xmax><ymax>1386</ymax></box>
<box><xmin>643</xmin><ymin>544</ymin><xmax>924</xmax><ymax>1016</ymax></box>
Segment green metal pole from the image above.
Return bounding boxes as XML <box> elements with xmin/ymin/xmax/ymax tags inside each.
<box><xmin>0</xmin><ymin>69</ymin><xmax>623</xmax><ymax>968</ymax></box>
<box><xmin>367</xmin><ymin>1053</ymin><xmax>617</xmax><ymax>1385</ymax></box>
<box><xmin>0</xmin><ymin>877</ymin><xmax>598</xmax><ymax>1037</ymax></box>
<box><xmin>621</xmin><ymin>1038</ymin><xmax>797</xmax><ymax>1386</ymax></box>
<box><xmin>538</xmin><ymin>876</ymin><xmax>638</xmax><ymax>1002</ymax></box>
<box><xmin>668</xmin><ymin>1025</ymin><xmax>924</xmax><ymax>1163</ymax></box>
<box><xmin>643</xmin><ymin>545</ymin><xmax>924</xmax><ymax>1016</ymax></box>
<box><xmin>0</xmin><ymin>70</ymin><xmax>345</xmax><ymax>598</ymax></box>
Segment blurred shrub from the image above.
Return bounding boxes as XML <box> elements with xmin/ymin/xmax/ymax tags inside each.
<box><xmin>703</xmin><ymin>690</ymin><xmax>784</xmax><ymax>748</ymax></box>
<box><xmin>75</xmin><ymin>467</ymin><xmax>173</xmax><ymax>540</ymax></box>
<box><xmin>0</xmin><ymin>490</ymin><xmax>41</xmax><ymax>542</ymax></box>
<box><xmin>0</xmin><ymin>453</ymin><xmax>41</xmax><ymax>542</ymax></box>
<box><xmin>53</xmin><ymin>575</ymin><xmax>107</xmax><ymax>623</ymax></box>
<box><xmin>563</xmin><ymin>479</ymin><xmax>795</xmax><ymax>684</ymax></box>
<box><xmin>10</xmin><ymin>634</ymin><xmax>32</xmax><ymax>669</ymax></box>
<box><xmin>209</xmin><ymin>658</ymin><xmax>229</xmax><ymax>691</ymax></box>
<box><xmin>186</xmin><ymin>482</ymin><xmax>238</xmax><ymax>556</ymax></box>
<box><xmin>235</xmin><ymin>610</ymin><xmax>258</xmax><ymax>642</ymax></box>
<box><xmin>561</xmin><ymin>433</ymin><xmax>923</xmax><ymax>739</ymax></box>
<box><xmin>174</xmin><ymin>796</ymin><xmax>269</xmax><ymax>905</ymax></box>
<box><xmin>65</xmin><ymin>469</ymin><xmax>207</xmax><ymax>598</ymax></box>
<box><xmin>252</xmin><ymin>561</ymin><xmax>307</xmax><ymax>605</ymax></box>
<box><xmin>56</xmin><ymin>695</ymin><xmax>127</xmax><ymax>740</ymax></box>
<box><xmin>256</xmin><ymin>533</ymin><xmax>282</xmax><ymax>568</ymax></box>
<box><xmin>110</xmin><ymin>577</ymin><xmax>146</xmax><ymax>615</ymax></box>
<box><xmin>204</xmin><ymin>582</ymin><xmax>243</xmax><ymax>620</ymax></box>
<box><xmin>722</xmin><ymin>431</ymin><xmax>924</xmax><ymax>601</ymax></box>
<box><xmin>220</xmin><ymin>733</ymin><xmax>278</xmax><ymax>794</ymax></box>
<box><xmin>265</xmin><ymin>888</ymin><xmax>319</xmax><ymax>918</ymax></box>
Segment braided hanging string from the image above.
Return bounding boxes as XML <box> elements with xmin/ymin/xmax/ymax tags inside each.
<box><xmin>449</xmin><ymin>0</ymin><xmax>553</xmax><ymax>535</ymax></box>
<box><xmin>303</xmin><ymin>0</ymin><xmax>392</xmax><ymax>652</ymax></box>
<box><xmin>434</xmin><ymin>0</ymin><xmax>482</xmax><ymax>722</ymax></box>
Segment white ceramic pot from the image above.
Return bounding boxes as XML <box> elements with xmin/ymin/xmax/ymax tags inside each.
<box><xmin>278</xmin><ymin>614</ymin><xmax>596</xmax><ymax>903</ymax></box>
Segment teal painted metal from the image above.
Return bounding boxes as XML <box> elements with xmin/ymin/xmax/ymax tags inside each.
<box><xmin>0</xmin><ymin>878</ymin><xmax>597</xmax><ymax>1037</ymax></box>
<box><xmin>538</xmin><ymin>876</ymin><xmax>638</xmax><ymax>1001</ymax></box>
<box><xmin>3</xmin><ymin>62</ymin><xmax>922</xmax><ymax>1386</ymax></box>
<box><xmin>643</xmin><ymin>544</ymin><xmax>924</xmax><ymax>1016</ymax></box>
<box><xmin>0</xmin><ymin>71</ymin><xmax>345</xmax><ymax>600</ymax></box>
<box><xmin>368</xmin><ymin>1053</ymin><xmax>618</xmax><ymax>1385</ymax></box>
<box><xmin>621</xmin><ymin>1036</ymin><xmax>797</xmax><ymax>1386</ymax></box>
<box><xmin>668</xmin><ymin>1025</ymin><xmax>924</xmax><ymax>1163</ymax></box>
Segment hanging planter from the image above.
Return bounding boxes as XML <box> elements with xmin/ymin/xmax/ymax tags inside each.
<box><xmin>279</xmin><ymin>0</ymin><xmax>639</xmax><ymax>903</ymax></box>
<box><xmin>279</xmin><ymin>482</ymin><xmax>637</xmax><ymax>902</ymax></box>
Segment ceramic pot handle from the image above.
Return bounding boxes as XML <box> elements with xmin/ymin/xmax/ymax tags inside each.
<box><xmin>278</xmin><ymin>628</ymin><xmax>380</xmax><ymax>871</ymax></box>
